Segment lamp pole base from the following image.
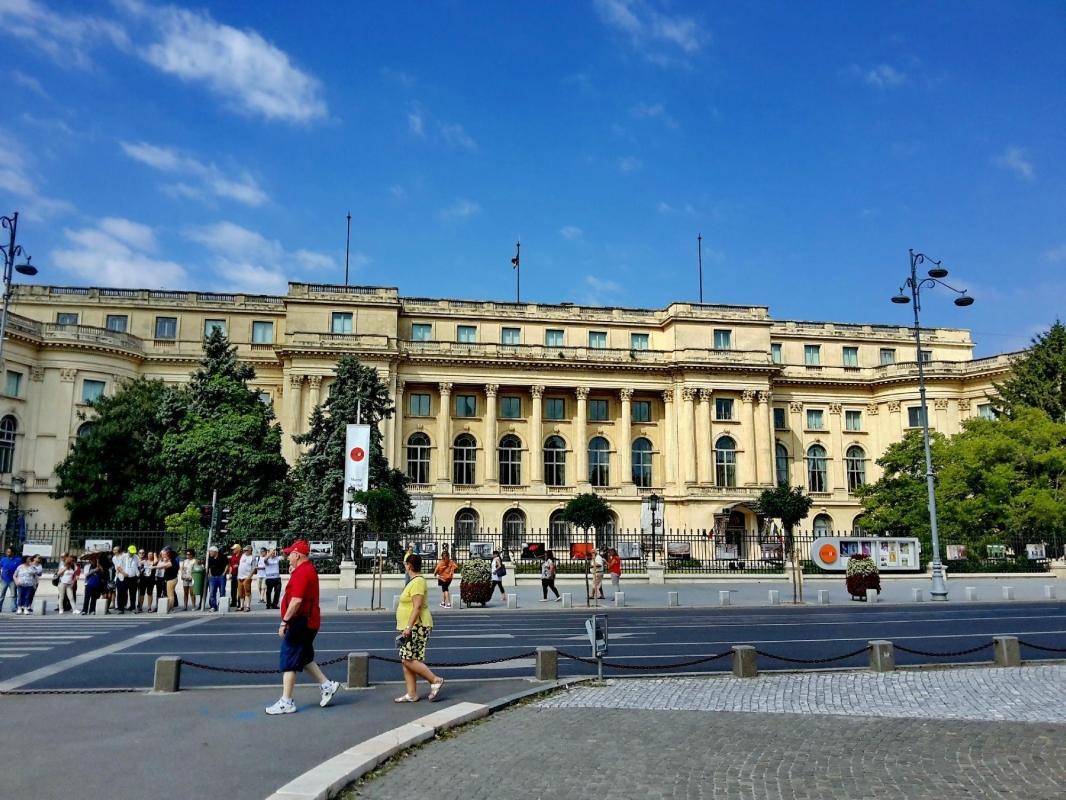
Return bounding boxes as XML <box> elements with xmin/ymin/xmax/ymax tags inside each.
<box><xmin>929</xmin><ymin>560</ymin><xmax>949</xmax><ymax>601</ymax></box>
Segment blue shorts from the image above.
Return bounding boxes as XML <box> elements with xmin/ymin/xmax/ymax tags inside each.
<box><xmin>279</xmin><ymin>617</ymin><xmax>317</xmax><ymax>672</ymax></box>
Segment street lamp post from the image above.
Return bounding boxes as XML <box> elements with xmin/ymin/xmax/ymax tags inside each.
<box><xmin>647</xmin><ymin>493</ymin><xmax>661</xmax><ymax>565</ymax></box>
<box><xmin>891</xmin><ymin>249</ymin><xmax>974</xmax><ymax>601</ymax></box>
<box><xmin>0</xmin><ymin>212</ymin><xmax>39</xmax><ymax>371</ymax></box>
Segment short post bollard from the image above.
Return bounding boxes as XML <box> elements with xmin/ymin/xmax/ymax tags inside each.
<box><xmin>535</xmin><ymin>646</ymin><xmax>558</xmax><ymax>681</ymax></box>
<box><xmin>157</xmin><ymin>602</ymin><xmax>168</xmax><ymax>615</ymax></box>
<box><xmin>1002</xmin><ymin>586</ymin><xmax>1015</xmax><ymax>601</ymax></box>
<box><xmin>1044</xmin><ymin>585</ymin><xmax>1057</xmax><ymax>600</ymax></box>
<box><xmin>719</xmin><ymin>590</ymin><xmax>732</xmax><ymax>607</ymax></box>
<box><xmin>993</xmin><ymin>635</ymin><xmax>1021</xmax><ymax>667</ymax></box>
<box><xmin>868</xmin><ymin>640</ymin><xmax>895</xmax><ymax>672</ymax></box>
<box><xmin>153</xmin><ymin>656</ymin><xmax>182</xmax><ymax>693</ymax></box>
<box><xmin>614</xmin><ymin>591</ymin><xmax>625</xmax><ymax>608</ymax></box>
<box><xmin>95</xmin><ymin>603</ymin><xmax>106</xmax><ymax>616</ymax></box>
<box><xmin>817</xmin><ymin>590</ymin><xmax>830</xmax><ymax>605</ymax></box>
<box><xmin>667</xmin><ymin>591</ymin><xmax>679</xmax><ymax>607</ymax></box>
<box><xmin>561</xmin><ymin>592</ymin><xmax>573</xmax><ymax>608</ymax></box>
<box><xmin>731</xmin><ymin>645</ymin><xmax>758</xmax><ymax>678</ymax></box>
<box><xmin>391</xmin><ymin>595</ymin><xmax>400</xmax><ymax>611</ymax></box>
<box><xmin>911</xmin><ymin>588</ymin><xmax>923</xmax><ymax>602</ymax></box>
<box><xmin>865</xmin><ymin>588</ymin><xmax>878</xmax><ymax>604</ymax></box>
<box><xmin>218</xmin><ymin>598</ymin><xmax>229</xmax><ymax>614</ymax></box>
<box><xmin>35</xmin><ymin>598</ymin><xmax>48</xmax><ymax>615</ymax></box>
<box><xmin>336</xmin><ymin>595</ymin><xmax>348</xmax><ymax>612</ymax></box>
<box><xmin>347</xmin><ymin>652</ymin><xmax>369</xmax><ymax>688</ymax></box>
<box><xmin>768</xmin><ymin>589</ymin><xmax>780</xmax><ymax>605</ymax></box>
<box><xmin>506</xmin><ymin>594</ymin><xmax>518</xmax><ymax>609</ymax></box>
<box><xmin>965</xmin><ymin>586</ymin><xmax>977</xmax><ymax>601</ymax></box>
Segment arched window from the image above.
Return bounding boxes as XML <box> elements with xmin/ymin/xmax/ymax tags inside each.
<box><xmin>548</xmin><ymin>510</ymin><xmax>570</xmax><ymax>548</ymax></box>
<box><xmin>851</xmin><ymin>514</ymin><xmax>867</xmax><ymax>535</ymax></box>
<box><xmin>775</xmin><ymin>442</ymin><xmax>790</xmax><ymax>487</ymax></box>
<box><xmin>588</xmin><ymin>436</ymin><xmax>610</xmax><ymax>487</ymax></box>
<box><xmin>807</xmin><ymin>444</ymin><xmax>828</xmax><ymax>492</ymax></box>
<box><xmin>455</xmin><ymin>509</ymin><xmax>479</xmax><ymax>547</ymax></box>
<box><xmin>453</xmin><ymin>434</ymin><xmax>477</xmax><ymax>485</ymax></box>
<box><xmin>498</xmin><ymin>435</ymin><xmax>522</xmax><ymax>487</ymax></box>
<box><xmin>544</xmin><ymin>435</ymin><xmax>566</xmax><ymax>487</ymax></box>
<box><xmin>632</xmin><ymin>437</ymin><xmax>653</xmax><ymax>487</ymax></box>
<box><xmin>812</xmin><ymin>513</ymin><xmax>833</xmax><ymax>536</ymax></box>
<box><xmin>715</xmin><ymin>436</ymin><xmax>737</xmax><ymax>488</ymax></box>
<box><xmin>502</xmin><ymin>509</ymin><xmax>525</xmax><ymax>554</ymax></box>
<box><xmin>0</xmin><ymin>416</ymin><xmax>16</xmax><ymax>474</ymax></box>
<box><xmin>845</xmin><ymin>445</ymin><xmax>866</xmax><ymax>493</ymax></box>
<box><xmin>596</xmin><ymin>512</ymin><xmax>618</xmax><ymax>549</ymax></box>
<box><xmin>406</xmin><ymin>432</ymin><xmax>430</xmax><ymax>484</ymax></box>
<box><xmin>77</xmin><ymin>421</ymin><xmax>96</xmax><ymax>439</ymax></box>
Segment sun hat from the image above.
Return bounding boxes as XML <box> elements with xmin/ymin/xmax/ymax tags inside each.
<box><xmin>283</xmin><ymin>540</ymin><xmax>310</xmax><ymax>556</ymax></box>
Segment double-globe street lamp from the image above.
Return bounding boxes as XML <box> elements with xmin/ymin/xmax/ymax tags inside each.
<box><xmin>891</xmin><ymin>249</ymin><xmax>974</xmax><ymax>600</ymax></box>
<box><xmin>0</xmin><ymin>211</ymin><xmax>39</xmax><ymax>370</ymax></box>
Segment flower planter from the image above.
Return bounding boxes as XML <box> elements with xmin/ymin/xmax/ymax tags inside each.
<box><xmin>459</xmin><ymin>558</ymin><xmax>494</xmax><ymax>608</ymax></box>
<box><xmin>845</xmin><ymin>555</ymin><xmax>881</xmax><ymax>601</ymax></box>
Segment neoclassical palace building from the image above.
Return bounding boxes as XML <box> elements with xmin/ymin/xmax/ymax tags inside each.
<box><xmin>1</xmin><ymin>282</ymin><xmax>1011</xmax><ymax>535</ymax></box>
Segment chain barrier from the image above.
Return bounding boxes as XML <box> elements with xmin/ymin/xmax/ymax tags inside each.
<box><xmin>182</xmin><ymin>651</ymin><xmax>351</xmax><ymax>675</ymax></box>
<box><xmin>753</xmin><ymin>646</ymin><xmax>871</xmax><ymax>665</ymax></box>
<box><xmin>557</xmin><ymin>649</ymin><xmax>732</xmax><ymax>670</ymax></box>
<box><xmin>1018</xmin><ymin>640</ymin><xmax>1066</xmax><ymax>654</ymax></box>
<box><xmin>368</xmin><ymin>651</ymin><xmax>539</xmax><ymax>668</ymax></box>
<box><xmin>0</xmin><ymin>687</ymin><xmax>143</xmax><ymax>696</ymax></box>
<box><xmin>894</xmin><ymin>642</ymin><xmax>993</xmax><ymax>658</ymax></box>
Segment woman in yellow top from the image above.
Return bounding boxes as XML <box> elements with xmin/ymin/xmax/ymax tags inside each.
<box><xmin>394</xmin><ymin>553</ymin><xmax>445</xmax><ymax>703</ymax></box>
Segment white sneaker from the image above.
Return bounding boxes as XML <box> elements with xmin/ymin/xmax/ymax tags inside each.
<box><xmin>539</xmin><ymin>598</ymin><xmax>549</xmax><ymax>602</ymax></box>
<box><xmin>265</xmin><ymin>698</ymin><xmax>296</xmax><ymax>715</ymax></box>
<box><xmin>320</xmin><ymin>680</ymin><xmax>340</xmax><ymax>708</ymax></box>
<box><xmin>58</xmin><ymin>610</ymin><xmax>65</xmax><ymax>614</ymax></box>
<box><xmin>74</xmin><ymin>610</ymin><xmax>82</xmax><ymax>615</ymax></box>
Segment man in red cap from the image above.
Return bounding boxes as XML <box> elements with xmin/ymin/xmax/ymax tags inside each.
<box><xmin>265</xmin><ymin>540</ymin><xmax>339</xmax><ymax>715</ymax></box>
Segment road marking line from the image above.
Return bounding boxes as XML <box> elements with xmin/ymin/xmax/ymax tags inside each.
<box><xmin>0</xmin><ymin>654</ymin><xmax>28</xmax><ymax>659</ymax></box>
<box><xmin>0</xmin><ymin>615</ymin><xmax>213</xmax><ymax>692</ymax></box>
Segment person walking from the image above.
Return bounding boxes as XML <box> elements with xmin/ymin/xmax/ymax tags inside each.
<box><xmin>227</xmin><ymin>544</ymin><xmax>241</xmax><ymax>608</ymax></box>
<box><xmin>589</xmin><ymin>549</ymin><xmax>605</xmax><ymax>604</ymax></box>
<box><xmin>540</xmin><ymin>551</ymin><xmax>561</xmax><ymax>601</ymax></box>
<box><xmin>0</xmin><ymin>546</ymin><xmax>21</xmax><ymax>613</ymax></box>
<box><xmin>80</xmin><ymin>555</ymin><xmax>103</xmax><ymax>615</ymax></box>
<box><xmin>56</xmin><ymin>555</ymin><xmax>80</xmax><ymax>614</ymax></box>
<box><xmin>206</xmin><ymin>545</ymin><xmax>227</xmax><ymax>611</ymax></box>
<box><xmin>264</xmin><ymin>540</ymin><xmax>338</xmax><ymax>715</ymax></box>
<box><xmin>432</xmin><ymin>546</ymin><xmax>457</xmax><ymax>609</ymax></box>
<box><xmin>180</xmin><ymin>549</ymin><xmax>198</xmax><ymax>611</ymax></box>
<box><xmin>393</xmin><ymin>553</ymin><xmax>445</xmax><ymax>703</ymax></box>
<box><xmin>237</xmin><ymin>545</ymin><xmax>256</xmax><ymax>612</ymax></box>
<box><xmin>490</xmin><ymin>550</ymin><xmax>507</xmax><ymax>603</ymax></box>
<box><xmin>259</xmin><ymin>547</ymin><xmax>281</xmax><ymax>609</ymax></box>
<box><xmin>607</xmin><ymin>548</ymin><xmax>622</xmax><ymax>594</ymax></box>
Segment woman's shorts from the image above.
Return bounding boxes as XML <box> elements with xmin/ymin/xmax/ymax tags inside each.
<box><xmin>437</xmin><ymin>579</ymin><xmax>452</xmax><ymax>591</ymax></box>
<box><xmin>279</xmin><ymin>617</ymin><xmax>318</xmax><ymax>672</ymax></box>
<box><xmin>398</xmin><ymin>624</ymin><xmax>431</xmax><ymax>662</ymax></box>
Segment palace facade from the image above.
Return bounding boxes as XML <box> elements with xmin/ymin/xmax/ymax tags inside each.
<box><xmin>1</xmin><ymin>282</ymin><xmax>1011</xmax><ymax>536</ymax></box>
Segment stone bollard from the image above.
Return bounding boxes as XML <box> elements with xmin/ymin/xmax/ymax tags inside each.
<box><xmin>614</xmin><ymin>592</ymin><xmax>625</xmax><ymax>608</ymax></box>
<box><xmin>667</xmin><ymin>591</ymin><xmax>679</xmax><ymax>607</ymax></box>
<box><xmin>336</xmin><ymin>595</ymin><xmax>348</xmax><ymax>612</ymax></box>
<box><xmin>1044</xmin><ymin>585</ymin><xmax>1057</xmax><ymax>600</ymax></box>
<box><xmin>1002</xmin><ymin>586</ymin><xmax>1015</xmax><ymax>601</ymax></box>
<box><xmin>817</xmin><ymin>590</ymin><xmax>830</xmax><ymax>605</ymax></box>
<box><xmin>561</xmin><ymin>592</ymin><xmax>573</xmax><ymax>608</ymax></box>
<box><xmin>768</xmin><ymin>589</ymin><xmax>780</xmax><ymax>605</ymax></box>
<box><xmin>965</xmin><ymin>586</ymin><xmax>977</xmax><ymax>601</ymax></box>
<box><xmin>506</xmin><ymin>594</ymin><xmax>518</xmax><ymax>609</ymax></box>
<box><xmin>868</xmin><ymin>640</ymin><xmax>895</xmax><ymax>672</ymax></box>
<box><xmin>347</xmin><ymin>652</ymin><xmax>369</xmax><ymax>688</ymax></box>
<box><xmin>153</xmin><ymin>656</ymin><xmax>182</xmax><ymax>693</ymax></box>
<box><xmin>719</xmin><ymin>590</ymin><xmax>732</xmax><ymax>607</ymax></box>
<box><xmin>911</xmin><ymin>588</ymin><xmax>923</xmax><ymax>602</ymax></box>
<box><xmin>993</xmin><ymin>635</ymin><xmax>1021</xmax><ymax>667</ymax></box>
<box><xmin>35</xmin><ymin>598</ymin><xmax>48</xmax><ymax>615</ymax></box>
<box><xmin>391</xmin><ymin>595</ymin><xmax>400</xmax><ymax>611</ymax></box>
<box><xmin>218</xmin><ymin>599</ymin><xmax>229</xmax><ymax>615</ymax></box>
<box><xmin>157</xmin><ymin>602</ymin><xmax>168</xmax><ymax>615</ymax></box>
<box><xmin>731</xmin><ymin>645</ymin><xmax>758</xmax><ymax>678</ymax></box>
<box><xmin>865</xmin><ymin>589</ymin><xmax>878</xmax><ymax>604</ymax></box>
<box><xmin>535</xmin><ymin>646</ymin><xmax>558</xmax><ymax>681</ymax></box>
<box><xmin>95</xmin><ymin>603</ymin><xmax>107</xmax><ymax>616</ymax></box>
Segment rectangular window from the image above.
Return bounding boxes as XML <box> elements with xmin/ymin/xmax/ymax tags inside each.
<box><xmin>105</xmin><ymin>314</ymin><xmax>128</xmax><ymax>333</ymax></box>
<box><xmin>919</xmin><ymin>349</ymin><xmax>933</xmax><ymax>363</ymax></box>
<box><xmin>203</xmin><ymin>318</ymin><xmax>226</xmax><ymax>339</ymax></box>
<box><xmin>4</xmin><ymin>371</ymin><xmax>22</xmax><ymax>397</ymax></box>
<box><xmin>713</xmin><ymin>329</ymin><xmax>732</xmax><ymax>350</ymax></box>
<box><xmin>409</xmin><ymin>393</ymin><xmax>430</xmax><ymax>417</ymax></box>
<box><xmin>252</xmin><ymin>321</ymin><xmax>274</xmax><ymax>344</ymax></box>
<box><xmin>588</xmin><ymin>399</ymin><xmax>609</xmax><ymax>421</ymax></box>
<box><xmin>499</xmin><ymin>396</ymin><xmax>521</xmax><ymax>419</ymax></box>
<box><xmin>630</xmin><ymin>333</ymin><xmax>649</xmax><ymax>351</ymax></box>
<box><xmin>501</xmin><ymin>327</ymin><xmax>521</xmax><ymax>345</ymax></box>
<box><xmin>544</xmin><ymin>397</ymin><xmax>565</xmax><ymax>420</ymax></box>
<box><xmin>154</xmin><ymin>316</ymin><xmax>177</xmax><ymax>339</ymax></box>
<box><xmin>545</xmin><ymin>329</ymin><xmax>564</xmax><ymax>347</ymax></box>
<box><xmin>907</xmin><ymin>406</ymin><xmax>927</xmax><ymax>428</ymax></box>
<box><xmin>82</xmin><ymin>379</ymin><xmax>105</xmax><ymax>404</ymax></box>
<box><xmin>806</xmin><ymin>409</ymin><xmax>825</xmax><ymax>430</ymax></box>
<box><xmin>257</xmin><ymin>391</ymin><xmax>272</xmax><ymax>406</ymax></box>
<box><xmin>632</xmin><ymin>400</ymin><xmax>651</xmax><ymax>423</ymax></box>
<box><xmin>411</xmin><ymin>323</ymin><xmax>432</xmax><ymax>341</ymax></box>
<box><xmin>879</xmin><ymin>348</ymin><xmax>896</xmax><ymax>365</ymax></box>
<box><xmin>331</xmin><ymin>312</ymin><xmax>353</xmax><ymax>334</ymax></box>
<box><xmin>455</xmin><ymin>394</ymin><xmax>477</xmax><ymax>417</ymax></box>
<box><xmin>56</xmin><ymin>312</ymin><xmax>79</xmax><ymax>325</ymax></box>
<box><xmin>978</xmin><ymin>403</ymin><xmax>996</xmax><ymax>421</ymax></box>
<box><xmin>845</xmin><ymin>409</ymin><xmax>862</xmax><ymax>431</ymax></box>
<box><xmin>804</xmin><ymin>345</ymin><xmax>821</xmax><ymax>366</ymax></box>
<box><xmin>773</xmin><ymin>407</ymin><xmax>787</xmax><ymax>430</ymax></box>
<box><xmin>771</xmin><ymin>343</ymin><xmax>782</xmax><ymax>364</ymax></box>
<box><xmin>842</xmin><ymin>346</ymin><xmax>859</xmax><ymax>367</ymax></box>
<box><xmin>715</xmin><ymin>398</ymin><xmax>734</xmax><ymax>421</ymax></box>
<box><xmin>588</xmin><ymin>331</ymin><xmax>607</xmax><ymax>349</ymax></box>
<box><xmin>456</xmin><ymin>325</ymin><xmax>477</xmax><ymax>344</ymax></box>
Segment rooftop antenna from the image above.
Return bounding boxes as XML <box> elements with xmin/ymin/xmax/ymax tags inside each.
<box><xmin>344</xmin><ymin>211</ymin><xmax>352</xmax><ymax>286</ymax></box>
<box><xmin>697</xmin><ymin>233</ymin><xmax>704</xmax><ymax>303</ymax></box>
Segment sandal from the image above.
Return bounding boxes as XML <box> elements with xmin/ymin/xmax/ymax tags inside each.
<box><xmin>393</xmin><ymin>694</ymin><xmax>419</xmax><ymax>703</ymax></box>
<box><xmin>428</xmin><ymin>679</ymin><xmax>445</xmax><ymax>702</ymax></box>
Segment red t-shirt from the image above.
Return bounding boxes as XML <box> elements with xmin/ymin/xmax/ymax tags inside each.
<box><xmin>228</xmin><ymin>553</ymin><xmax>241</xmax><ymax>573</ymax></box>
<box><xmin>608</xmin><ymin>555</ymin><xmax>621</xmax><ymax>575</ymax></box>
<box><xmin>281</xmin><ymin>560</ymin><xmax>320</xmax><ymax>630</ymax></box>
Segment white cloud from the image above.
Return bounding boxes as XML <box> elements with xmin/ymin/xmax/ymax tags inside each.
<box><xmin>389</xmin><ymin>184</ymin><xmax>407</xmax><ymax>200</ymax></box>
<box><xmin>0</xmin><ymin>0</ymin><xmax>128</xmax><ymax>69</ymax></box>
<box><xmin>294</xmin><ymin>249</ymin><xmax>337</xmax><ymax>270</ymax></box>
<box><xmin>12</xmin><ymin>70</ymin><xmax>48</xmax><ymax>98</ymax></box>
<box><xmin>380</xmin><ymin>67</ymin><xmax>415</xmax><ymax>88</ymax></box>
<box><xmin>593</xmin><ymin>0</ymin><xmax>705</xmax><ymax>64</ymax></box>
<box><xmin>408</xmin><ymin>108</ymin><xmax>425</xmax><ymax>136</ymax></box>
<box><xmin>582</xmin><ymin>275</ymin><xmax>623</xmax><ymax>305</ymax></box>
<box><xmin>52</xmin><ymin>218</ymin><xmax>186</xmax><ymax>288</ymax></box>
<box><xmin>121</xmin><ymin>140</ymin><xmax>269</xmax><ymax>206</ymax></box>
<box><xmin>438</xmin><ymin>199</ymin><xmax>481</xmax><ymax>221</ymax></box>
<box><xmin>185</xmin><ymin>221</ymin><xmax>282</xmax><ymax>262</ymax></box>
<box><xmin>864</xmin><ymin>63</ymin><xmax>906</xmax><ymax>88</ymax></box>
<box><xmin>618</xmin><ymin>155</ymin><xmax>642</xmax><ymax>172</ymax></box>
<box><xmin>632</xmin><ymin>102</ymin><xmax>679</xmax><ymax>128</ymax></box>
<box><xmin>1044</xmin><ymin>244</ymin><xmax>1066</xmax><ymax>263</ymax></box>
<box><xmin>214</xmin><ymin>259</ymin><xmax>288</xmax><ymax>295</ymax></box>
<box><xmin>994</xmin><ymin>146</ymin><xmax>1035</xmax><ymax>181</ymax></box>
<box><xmin>0</xmin><ymin>128</ymin><xmax>73</xmax><ymax>221</ymax></box>
<box><xmin>560</xmin><ymin>225</ymin><xmax>584</xmax><ymax>240</ymax></box>
<box><xmin>440</xmin><ymin>122</ymin><xmax>477</xmax><ymax>151</ymax></box>
<box><xmin>656</xmin><ymin>201</ymin><xmax>673</xmax><ymax>214</ymax></box>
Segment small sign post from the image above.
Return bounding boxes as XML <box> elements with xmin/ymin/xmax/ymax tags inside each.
<box><xmin>585</xmin><ymin>614</ymin><xmax>608</xmax><ymax>681</ymax></box>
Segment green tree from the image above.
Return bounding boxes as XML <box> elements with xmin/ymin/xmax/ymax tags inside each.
<box><xmin>994</xmin><ymin>321</ymin><xmax>1066</xmax><ymax>422</ymax></box>
<box><xmin>165</xmin><ymin>503</ymin><xmax>207</xmax><ymax>554</ymax></box>
<box><xmin>561</xmin><ymin>492</ymin><xmax>612</xmax><ymax>606</ymax></box>
<box><xmin>757</xmin><ymin>485</ymin><xmax>814</xmax><ymax>603</ymax></box>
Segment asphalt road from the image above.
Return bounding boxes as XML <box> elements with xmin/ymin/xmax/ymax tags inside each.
<box><xmin>3</xmin><ymin>601</ymin><xmax>1065</xmax><ymax>690</ymax></box>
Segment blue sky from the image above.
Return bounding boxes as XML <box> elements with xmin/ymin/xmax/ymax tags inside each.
<box><xmin>1</xmin><ymin>1</ymin><xmax>1063</xmax><ymax>355</ymax></box>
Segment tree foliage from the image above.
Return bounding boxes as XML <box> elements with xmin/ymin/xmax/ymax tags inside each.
<box><xmin>561</xmin><ymin>493</ymin><xmax>613</xmax><ymax>535</ymax></box>
<box><xmin>994</xmin><ymin>321</ymin><xmax>1066</xmax><ymax>423</ymax></box>
<box><xmin>756</xmin><ymin>486</ymin><xmax>814</xmax><ymax>534</ymax></box>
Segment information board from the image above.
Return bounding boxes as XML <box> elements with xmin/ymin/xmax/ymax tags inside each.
<box><xmin>810</xmin><ymin>537</ymin><xmax>922</xmax><ymax>571</ymax></box>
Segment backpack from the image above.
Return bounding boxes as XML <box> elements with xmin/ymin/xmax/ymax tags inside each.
<box><xmin>495</xmin><ymin>558</ymin><xmax>507</xmax><ymax>578</ymax></box>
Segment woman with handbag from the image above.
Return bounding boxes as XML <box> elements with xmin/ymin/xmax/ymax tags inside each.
<box><xmin>540</xmin><ymin>551</ymin><xmax>561</xmax><ymax>601</ymax></box>
<box><xmin>81</xmin><ymin>555</ymin><xmax>104</xmax><ymax>615</ymax></box>
<box><xmin>432</xmin><ymin>546</ymin><xmax>457</xmax><ymax>609</ymax></box>
<box><xmin>393</xmin><ymin>553</ymin><xmax>445</xmax><ymax>703</ymax></box>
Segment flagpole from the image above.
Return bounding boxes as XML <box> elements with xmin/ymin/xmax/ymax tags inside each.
<box><xmin>697</xmin><ymin>233</ymin><xmax>703</xmax><ymax>304</ymax></box>
<box><xmin>512</xmin><ymin>240</ymin><xmax>521</xmax><ymax>303</ymax></box>
<box><xmin>344</xmin><ymin>212</ymin><xmax>352</xmax><ymax>286</ymax></box>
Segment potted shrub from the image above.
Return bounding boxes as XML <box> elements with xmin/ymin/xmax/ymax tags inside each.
<box><xmin>459</xmin><ymin>558</ymin><xmax>494</xmax><ymax>607</ymax></box>
<box><xmin>845</xmin><ymin>554</ymin><xmax>881</xmax><ymax>600</ymax></box>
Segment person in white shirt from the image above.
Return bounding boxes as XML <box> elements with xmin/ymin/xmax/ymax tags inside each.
<box><xmin>180</xmin><ymin>549</ymin><xmax>199</xmax><ymax>611</ymax></box>
<box><xmin>56</xmin><ymin>555</ymin><xmax>80</xmax><ymax>615</ymax></box>
<box><xmin>237</xmin><ymin>545</ymin><xmax>257</xmax><ymax>611</ymax></box>
<box><xmin>256</xmin><ymin>547</ymin><xmax>268</xmax><ymax>604</ymax></box>
<box><xmin>258</xmin><ymin>548</ymin><xmax>281</xmax><ymax>609</ymax></box>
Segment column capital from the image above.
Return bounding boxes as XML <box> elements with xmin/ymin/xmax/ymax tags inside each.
<box><xmin>396</xmin><ymin>379</ymin><xmax>406</xmax><ymax>396</ymax></box>
<box><xmin>828</xmin><ymin>402</ymin><xmax>842</xmax><ymax>414</ymax></box>
<box><xmin>933</xmin><ymin>398</ymin><xmax>949</xmax><ymax>411</ymax></box>
<box><xmin>866</xmin><ymin>401</ymin><xmax>879</xmax><ymax>415</ymax></box>
<box><xmin>756</xmin><ymin>390</ymin><xmax>771</xmax><ymax>404</ymax></box>
<box><xmin>289</xmin><ymin>374</ymin><xmax>304</xmax><ymax>388</ymax></box>
<box><xmin>698</xmin><ymin>388</ymin><xmax>713</xmax><ymax>402</ymax></box>
<box><xmin>619</xmin><ymin>388</ymin><xmax>634</xmax><ymax>402</ymax></box>
<box><xmin>741</xmin><ymin>389</ymin><xmax>756</xmax><ymax>403</ymax></box>
<box><xmin>531</xmin><ymin>385</ymin><xmax>544</xmax><ymax>399</ymax></box>
<box><xmin>308</xmin><ymin>375</ymin><xmax>323</xmax><ymax>390</ymax></box>
<box><xmin>485</xmin><ymin>384</ymin><xmax>499</xmax><ymax>397</ymax></box>
<box><xmin>30</xmin><ymin>366</ymin><xmax>45</xmax><ymax>382</ymax></box>
<box><xmin>956</xmin><ymin>398</ymin><xmax>970</xmax><ymax>412</ymax></box>
<box><xmin>886</xmin><ymin>400</ymin><xmax>901</xmax><ymax>412</ymax></box>
<box><xmin>575</xmin><ymin>387</ymin><xmax>590</xmax><ymax>400</ymax></box>
<box><xmin>681</xmin><ymin>387</ymin><xmax>696</xmax><ymax>402</ymax></box>
<box><xmin>789</xmin><ymin>401</ymin><xmax>802</xmax><ymax>413</ymax></box>
<box><xmin>59</xmin><ymin>368</ymin><xmax>77</xmax><ymax>383</ymax></box>
<box><xmin>438</xmin><ymin>382</ymin><xmax>453</xmax><ymax>395</ymax></box>
<box><xmin>662</xmin><ymin>388</ymin><xmax>674</xmax><ymax>403</ymax></box>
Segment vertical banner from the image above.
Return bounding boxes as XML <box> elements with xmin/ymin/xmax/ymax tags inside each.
<box><xmin>343</xmin><ymin>424</ymin><xmax>371</xmax><ymax>520</ymax></box>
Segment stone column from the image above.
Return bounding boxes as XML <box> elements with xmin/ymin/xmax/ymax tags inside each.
<box><xmin>57</xmin><ymin>369</ymin><xmax>78</xmax><ymax>459</ymax></box>
<box><xmin>680</xmin><ymin>387</ymin><xmax>697</xmax><ymax>485</ymax></box>
<box><xmin>754</xmin><ymin>391</ymin><xmax>773</xmax><ymax>485</ymax></box>
<box><xmin>662</xmin><ymin>389</ymin><xmax>677</xmax><ymax>489</ymax></box>
<box><xmin>530</xmin><ymin>386</ymin><xmax>545</xmax><ymax>486</ymax></box>
<box><xmin>436</xmin><ymin>383</ymin><xmax>452</xmax><ymax>482</ymax></box>
<box><xmin>307</xmin><ymin>375</ymin><xmax>322</xmax><ymax>413</ymax></box>
<box><xmin>619</xmin><ymin>388</ymin><xmax>634</xmax><ymax>487</ymax></box>
<box><xmin>283</xmin><ymin>373</ymin><xmax>304</xmax><ymax>461</ymax></box>
<box><xmin>741</xmin><ymin>390</ymin><xmax>758</xmax><ymax>486</ymax></box>
<box><xmin>485</xmin><ymin>384</ymin><xmax>499</xmax><ymax>485</ymax></box>
<box><xmin>696</xmin><ymin>389</ymin><xmax>712</xmax><ymax>484</ymax></box>
<box><xmin>575</xmin><ymin>387</ymin><xmax>589</xmax><ymax>487</ymax></box>
<box><xmin>789</xmin><ymin>401</ymin><xmax>804</xmax><ymax>482</ymax></box>
<box><xmin>829</xmin><ymin>403</ymin><xmax>845</xmax><ymax>492</ymax></box>
<box><xmin>392</xmin><ymin>379</ymin><xmax>405</xmax><ymax>469</ymax></box>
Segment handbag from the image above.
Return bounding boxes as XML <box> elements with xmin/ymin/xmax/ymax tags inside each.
<box><xmin>51</xmin><ymin>574</ymin><xmax>60</xmax><ymax>587</ymax></box>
